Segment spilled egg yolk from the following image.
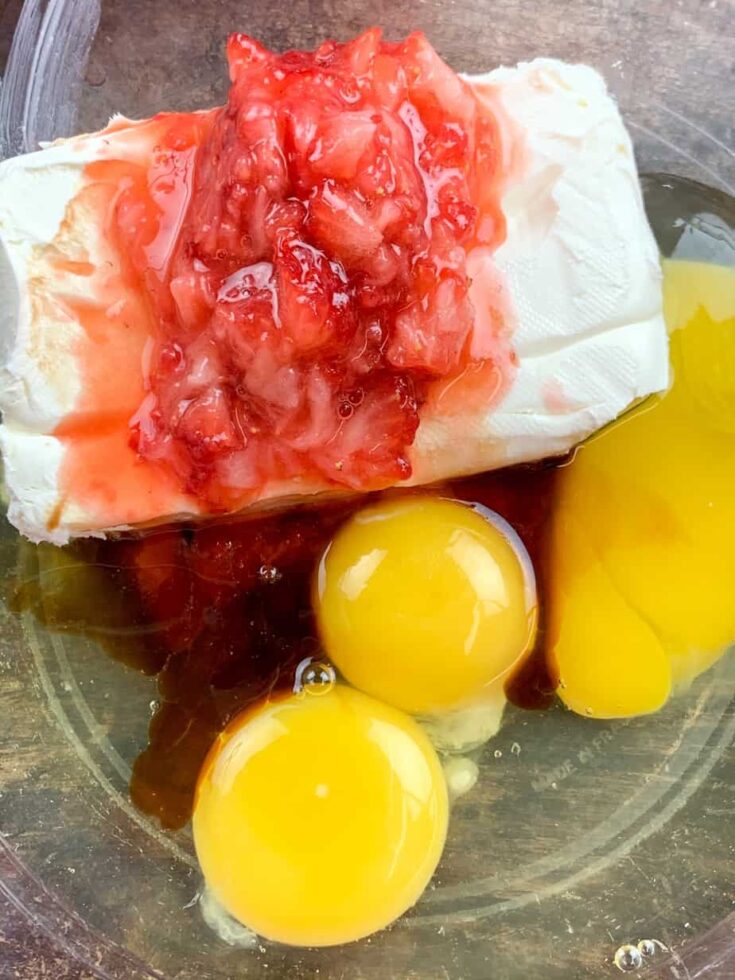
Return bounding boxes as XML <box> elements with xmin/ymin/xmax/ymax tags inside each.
<box><xmin>315</xmin><ymin>497</ymin><xmax>536</xmax><ymax>716</ymax></box>
<box><xmin>192</xmin><ymin>684</ymin><xmax>448</xmax><ymax>947</ymax></box>
<box><xmin>551</xmin><ymin>260</ymin><xmax>735</xmax><ymax>718</ymax></box>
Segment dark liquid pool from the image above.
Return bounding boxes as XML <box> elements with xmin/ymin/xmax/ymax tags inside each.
<box><xmin>10</xmin><ymin>461</ymin><xmax>561</xmax><ymax>830</ymax></box>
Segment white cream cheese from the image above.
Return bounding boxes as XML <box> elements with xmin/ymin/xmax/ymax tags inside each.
<box><xmin>410</xmin><ymin>59</ymin><xmax>668</xmax><ymax>483</ymax></box>
<box><xmin>0</xmin><ymin>60</ymin><xmax>668</xmax><ymax>543</ymax></box>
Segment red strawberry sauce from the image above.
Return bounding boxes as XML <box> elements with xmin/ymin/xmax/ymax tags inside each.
<box><xmin>112</xmin><ymin>29</ymin><xmax>513</xmax><ymax>511</ymax></box>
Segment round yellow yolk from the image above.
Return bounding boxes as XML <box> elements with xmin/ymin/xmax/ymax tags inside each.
<box><xmin>193</xmin><ymin>684</ymin><xmax>448</xmax><ymax>947</ymax></box>
<box><xmin>314</xmin><ymin>497</ymin><xmax>536</xmax><ymax>715</ymax></box>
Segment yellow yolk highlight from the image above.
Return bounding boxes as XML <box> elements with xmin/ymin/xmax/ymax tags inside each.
<box><xmin>315</xmin><ymin>497</ymin><xmax>536</xmax><ymax>716</ymax></box>
<box><xmin>193</xmin><ymin>685</ymin><xmax>448</xmax><ymax>947</ymax></box>
<box><xmin>551</xmin><ymin>260</ymin><xmax>735</xmax><ymax>718</ymax></box>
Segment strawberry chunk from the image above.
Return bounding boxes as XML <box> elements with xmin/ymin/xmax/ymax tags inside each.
<box><xmin>389</xmin><ymin>273</ymin><xmax>474</xmax><ymax>375</ymax></box>
<box><xmin>176</xmin><ymin>388</ymin><xmax>241</xmax><ymax>464</ymax></box>
<box><xmin>275</xmin><ymin>231</ymin><xmax>351</xmax><ymax>352</ymax></box>
<box><xmin>311</xmin><ymin>373</ymin><xmax>420</xmax><ymax>487</ymax></box>
<box><xmin>306</xmin><ymin>181</ymin><xmax>384</xmax><ymax>266</ymax></box>
<box><xmin>308</xmin><ymin>112</ymin><xmax>378</xmax><ymax>180</ymax></box>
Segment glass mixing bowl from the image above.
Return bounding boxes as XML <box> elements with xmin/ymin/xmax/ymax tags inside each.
<box><xmin>0</xmin><ymin>2</ymin><xmax>733</xmax><ymax>977</ymax></box>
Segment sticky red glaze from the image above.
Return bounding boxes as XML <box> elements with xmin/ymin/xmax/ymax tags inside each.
<box><xmin>113</xmin><ymin>30</ymin><xmax>513</xmax><ymax>510</ymax></box>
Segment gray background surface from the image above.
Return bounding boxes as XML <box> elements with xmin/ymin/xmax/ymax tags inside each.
<box><xmin>0</xmin><ymin>1</ymin><xmax>733</xmax><ymax>977</ymax></box>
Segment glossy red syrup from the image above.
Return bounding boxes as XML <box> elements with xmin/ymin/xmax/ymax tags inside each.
<box><xmin>110</xmin><ymin>29</ymin><xmax>512</xmax><ymax>510</ymax></box>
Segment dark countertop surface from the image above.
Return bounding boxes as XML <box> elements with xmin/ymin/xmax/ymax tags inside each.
<box><xmin>0</xmin><ymin>1</ymin><xmax>733</xmax><ymax>978</ymax></box>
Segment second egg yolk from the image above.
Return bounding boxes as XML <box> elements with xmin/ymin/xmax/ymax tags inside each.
<box><xmin>193</xmin><ymin>684</ymin><xmax>447</xmax><ymax>947</ymax></box>
<box><xmin>315</xmin><ymin>497</ymin><xmax>536</xmax><ymax>716</ymax></box>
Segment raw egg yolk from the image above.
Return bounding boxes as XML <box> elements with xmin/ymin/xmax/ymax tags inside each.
<box><xmin>193</xmin><ymin>684</ymin><xmax>448</xmax><ymax>947</ymax></box>
<box><xmin>550</xmin><ymin>260</ymin><xmax>735</xmax><ymax>718</ymax></box>
<box><xmin>315</xmin><ymin>497</ymin><xmax>536</xmax><ymax>716</ymax></box>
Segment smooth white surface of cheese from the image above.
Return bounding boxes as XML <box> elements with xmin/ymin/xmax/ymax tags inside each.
<box><xmin>410</xmin><ymin>59</ymin><xmax>668</xmax><ymax>483</ymax></box>
<box><xmin>0</xmin><ymin>60</ymin><xmax>668</xmax><ymax>543</ymax></box>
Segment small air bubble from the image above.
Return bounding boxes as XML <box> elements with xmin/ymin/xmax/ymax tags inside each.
<box><xmin>637</xmin><ymin>938</ymin><xmax>665</xmax><ymax>957</ymax></box>
<box><xmin>258</xmin><ymin>564</ymin><xmax>282</xmax><ymax>584</ymax></box>
<box><xmin>511</xmin><ymin>742</ymin><xmax>521</xmax><ymax>756</ymax></box>
<box><xmin>614</xmin><ymin>944</ymin><xmax>643</xmax><ymax>972</ymax></box>
<box><xmin>337</xmin><ymin>401</ymin><xmax>354</xmax><ymax>420</ymax></box>
<box><xmin>294</xmin><ymin>657</ymin><xmax>335</xmax><ymax>695</ymax></box>
<box><xmin>493</xmin><ymin>749</ymin><xmax>502</xmax><ymax>759</ymax></box>
<box><xmin>149</xmin><ymin>699</ymin><xmax>160</xmax><ymax>715</ymax></box>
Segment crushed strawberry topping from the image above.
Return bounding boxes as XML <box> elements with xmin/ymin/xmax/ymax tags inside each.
<box><xmin>120</xmin><ymin>29</ymin><xmax>508</xmax><ymax>508</ymax></box>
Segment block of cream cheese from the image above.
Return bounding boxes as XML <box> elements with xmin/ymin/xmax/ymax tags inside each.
<box><xmin>0</xmin><ymin>59</ymin><xmax>668</xmax><ymax>544</ymax></box>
